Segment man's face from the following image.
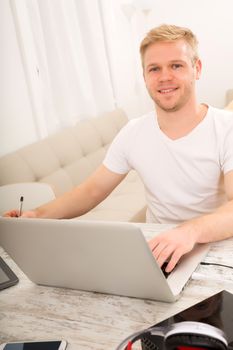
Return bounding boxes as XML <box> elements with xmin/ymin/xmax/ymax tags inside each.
<box><xmin>143</xmin><ymin>40</ymin><xmax>201</xmax><ymax>112</ymax></box>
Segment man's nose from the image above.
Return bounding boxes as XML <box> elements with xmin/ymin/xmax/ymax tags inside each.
<box><xmin>159</xmin><ymin>67</ymin><xmax>173</xmax><ymax>81</ymax></box>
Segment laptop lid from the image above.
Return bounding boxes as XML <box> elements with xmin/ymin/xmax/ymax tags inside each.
<box><xmin>0</xmin><ymin>218</ymin><xmax>209</xmax><ymax>302</ymax></box>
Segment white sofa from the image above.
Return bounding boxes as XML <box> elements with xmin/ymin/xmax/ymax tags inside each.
<box><xmin>0</xmin><ymin>109</ymin><xmax>146</xmax><ymax>222</ymax></box>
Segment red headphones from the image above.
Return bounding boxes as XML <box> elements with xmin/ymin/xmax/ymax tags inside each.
<box><xmin>116</xmin><ymin>321</ymin><xmax>228</xmax><ymax>350</ymax></box>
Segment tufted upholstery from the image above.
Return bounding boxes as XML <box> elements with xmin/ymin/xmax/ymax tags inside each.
<box><xmin>0</xmin><ymin>109</ymin><xmax>146</xmax><ymax>222</ymax></box>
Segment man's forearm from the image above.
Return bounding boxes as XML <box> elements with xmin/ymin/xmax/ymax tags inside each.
<box><xmin>19</xmin><ymin>165</ymin><xmax>125</xmax><ymax>220</ymax></box>
<box><xmin>181</xmin><ymin>199</ymin><xmax>233</xmax><ymax>244</ymax></box>
<box><xmin>34</xmin><ymin>183</ymin><xmax>104</xmax><ymax>219</ymax></box>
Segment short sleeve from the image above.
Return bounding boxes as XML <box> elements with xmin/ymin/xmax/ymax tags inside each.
<box><xmin>103</xmin><ymin>122</ymin><xmax>133</xmax><ymax>174</ymax></box>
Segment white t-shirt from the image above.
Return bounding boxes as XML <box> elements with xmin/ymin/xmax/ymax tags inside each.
<box><xmin>103</xmin><ymin>106</ymin><xmax>233</xmax><ymax>224</ymax></box>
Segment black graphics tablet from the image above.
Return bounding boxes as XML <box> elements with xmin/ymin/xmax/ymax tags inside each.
<box><xmin>0</xmin><ymin>256</ymin><xmax>19</xmax><ymax>290</ymax></box>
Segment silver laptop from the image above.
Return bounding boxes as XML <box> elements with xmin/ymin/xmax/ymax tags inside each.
<box><xmin>0</xmin><ymin>218</ymin><xmax>209</xmax><ymax>302</ymax></box>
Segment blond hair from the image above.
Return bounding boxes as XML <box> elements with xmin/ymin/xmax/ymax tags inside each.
<box><xmin>140</xmin><ymin>24</ymin><xmax>199</xmax><ymax>67</ymax></box>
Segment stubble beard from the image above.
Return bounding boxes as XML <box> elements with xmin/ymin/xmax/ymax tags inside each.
<box><xmin>149</xmin><ymin>82</ymin><xmax>194</xmax><ymax>113</ymax></box>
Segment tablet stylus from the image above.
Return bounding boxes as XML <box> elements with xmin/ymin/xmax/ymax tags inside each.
<box><xmin>19</xmin><ymin>196</ymin><xmax>24</xmax><ymax>216</ymax></box>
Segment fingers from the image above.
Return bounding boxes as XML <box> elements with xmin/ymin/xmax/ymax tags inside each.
<box><xmin>3</xmin><ymin>210</ymin><xmax>20</xmax><ymax>217</ymax></box>
<box><xmin>151</xmin><ymin>241</ymin><xmax>187</xmax><ymax>272</ymax></box>
<box><xmin>149</xmin><ymin>229</ymin><xmax>195</xmax><ymax>272</ymax></box>
<box><xmin>166</xmin><ymin>250</ymin><xmax>183</xmax><ymax>272</ymax></box>
<box><xmin>3</xmin><ymin>210</ymin><xmax>36</xmax><ymax>218</ymax></box>
<box><xmin>152</xmin><ymin>242</ymin><xmax>174</xmax><ymax>266</ymax></box>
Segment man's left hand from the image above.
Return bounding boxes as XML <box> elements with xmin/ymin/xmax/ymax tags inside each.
<box><xmin>149</xmin><ymin>225</ymin><xmax>198</xmax><ymax>273</ymax></box>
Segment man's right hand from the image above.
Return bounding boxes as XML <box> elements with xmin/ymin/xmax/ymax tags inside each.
<box><xmin>3</xmin><ymin>210</ymin><xmax>37</xmax><ymax>218</ymax></box>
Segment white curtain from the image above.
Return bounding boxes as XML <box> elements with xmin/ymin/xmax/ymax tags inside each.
<box><xmin>10</xmin><ymin>0</ymin><xmax>116</xmax><ymax>138</ymax></box>
<box><xmin>9</xmin><ymin>0</ymin><xmax>153</xmax><ymax>141</ymax></box>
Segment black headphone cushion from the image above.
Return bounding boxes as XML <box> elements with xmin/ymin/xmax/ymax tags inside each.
<box><xmin>165</xmin><ymin>333</ymin><xmax>227</xmax><ymax>350</ymax></box>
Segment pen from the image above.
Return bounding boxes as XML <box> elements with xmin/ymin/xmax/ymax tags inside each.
<box><xmin>19</xmin><ymin>196</ymin><xmax>24</xmax><ymax>216</ymax></box>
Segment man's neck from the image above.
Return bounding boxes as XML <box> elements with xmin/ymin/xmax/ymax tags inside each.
<box><xmin>155</xmin><ymin>102</ymin><xmax>208</xmax><ymax>140</ymax></box>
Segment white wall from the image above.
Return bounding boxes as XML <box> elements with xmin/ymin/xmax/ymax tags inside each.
<box><xmin>0</xmin><ymin>0</ymin><xmax>38</xmax><ymax>157</ymax></box>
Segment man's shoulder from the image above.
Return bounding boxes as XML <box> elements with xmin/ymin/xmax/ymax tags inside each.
<box><xmin>111</xmin><ymin>111</ymin><xmax>155</xmax><ymax>144</ymax></box>
<box><xmin>125</xmin><ymin>111</ymin><xmax>155</xmax><ymax>129</ymax></box>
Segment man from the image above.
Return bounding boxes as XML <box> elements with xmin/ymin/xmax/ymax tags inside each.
<box><xmin>5</xmin><ymin>24</ymin><xmax>233</xmax><ymax>273</ymax></box>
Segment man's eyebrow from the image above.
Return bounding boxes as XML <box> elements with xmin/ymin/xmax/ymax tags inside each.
<box><xmin>146</xmin><ymin>60</ymin><xmax>186</xmax><ymax>68</ymax></box>
<box><xmin>170</xmin><ymin>59</ymin><xmax>186</xmax><ymax>64</ymax></box>
<box><xmin>145</xmin><ymin>63</ymin><xmax>159</xmax><ymax>69</ymax></box>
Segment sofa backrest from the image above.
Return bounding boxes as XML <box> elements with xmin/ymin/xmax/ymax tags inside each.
<box><xmin>0</xmin><ymin>109</ymin><xmax>128</xmax><ymax>196</ymax></box>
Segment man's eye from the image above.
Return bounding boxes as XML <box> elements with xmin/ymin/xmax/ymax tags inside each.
<box><xmin>172</xmin><ymin>64</ymin><xmax>182</xmax><ymax>69</ymax></box>
<box><xmin>149</xmin><ymin>67</ymin><xmax>159</xmax><ymax>72</ymax></box>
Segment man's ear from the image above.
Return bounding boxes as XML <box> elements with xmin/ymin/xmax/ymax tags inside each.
<box><xmin>195</xmin><ymin>59</ymin><xmax>202</xmax><ymax>80</ymax></box>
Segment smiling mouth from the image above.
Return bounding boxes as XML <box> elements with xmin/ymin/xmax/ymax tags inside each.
<box><xmin>158</xmin><ymin>88</ymin><xmax>178</xmax><ymax>94</ymax></box>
